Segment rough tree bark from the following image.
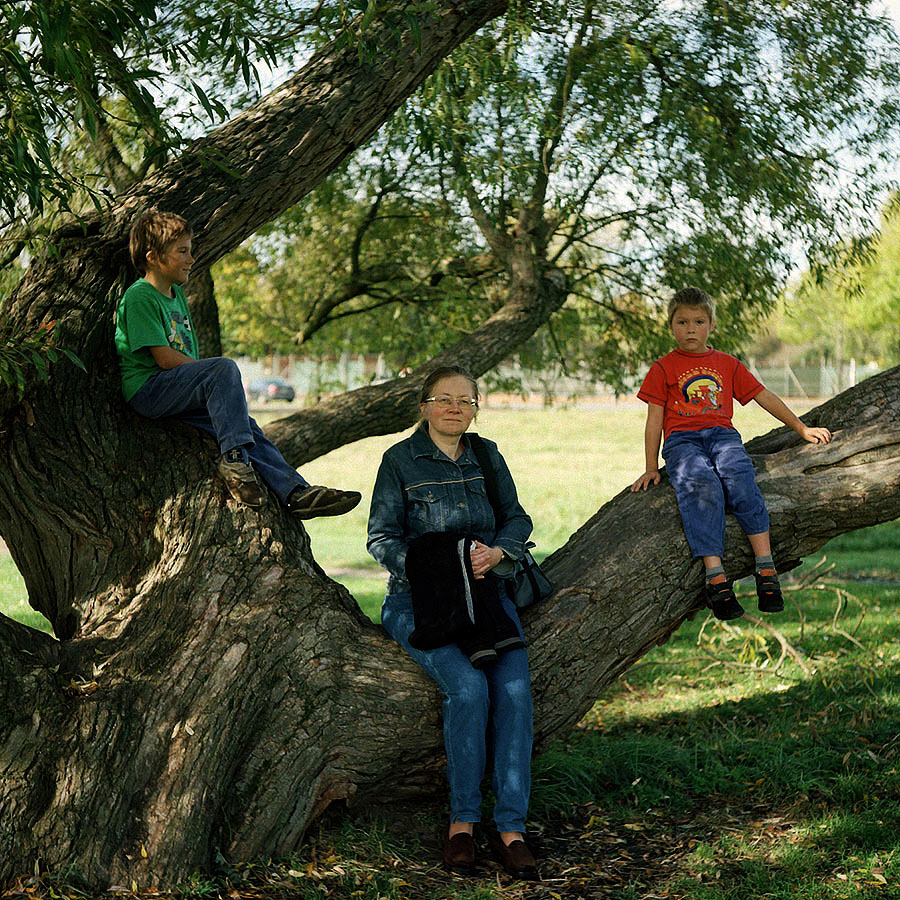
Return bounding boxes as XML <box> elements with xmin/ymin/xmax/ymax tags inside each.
<box><xmin>0</xmin><ymin>0</ymin><xmax>515</xmax><ymax>886</ymax></box>
<box><xmin>185</xmin><ymin>268</ymin><xmax>222</xmax><ymax>358</ymax></box>
<box><xmin>2</xmin><ymin>1</ymin><xmax>900</xmax><ymax>890</ymax></box>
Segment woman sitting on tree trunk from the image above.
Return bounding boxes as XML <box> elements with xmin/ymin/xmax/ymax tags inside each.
<box><xmin>367</xmin><ymin>366</ymin><xmax>539</xmax><ymax>880</ymax></box>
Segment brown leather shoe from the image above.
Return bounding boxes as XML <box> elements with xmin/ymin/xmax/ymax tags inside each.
<box><xmin>442</xmin><ymin>830</ymin><xmax>476</xmax><ymax>876</ymax></box>
<box><xmin>487</xmin><ymin>831</ymin><xmax>539</xmax><ymax>880</ymax></box>
<box><xmin>217</xmin><ymin>454</ymin><xmax>265</xmax><ymax>507</ymax></box>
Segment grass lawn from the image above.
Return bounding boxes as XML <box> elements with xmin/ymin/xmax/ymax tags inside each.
<box><xmin>4</xmin><ymin>402</ymin><xmax>900</xmax><ymax>899</ymax></box>
<box><xmin>264</xmin><ymin>545</ymin><xmax>900</xmax><ymax>900</ymax></box>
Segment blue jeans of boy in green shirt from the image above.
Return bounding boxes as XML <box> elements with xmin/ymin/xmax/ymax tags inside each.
<box><xmin>129</xmin><ymin>356</ymin><xmax>309</xmax><ymax>504</ymax></box>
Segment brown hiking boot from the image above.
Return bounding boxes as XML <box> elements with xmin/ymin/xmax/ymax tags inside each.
<box><xmin>217</xmin><ymin>454</ymin><xmax>265</xmax><ymax>507</ymax></box>
<box><xmin>287</xmin><ymin>485</ymin><xmax>361</xmax><ymax>519</ymax></box>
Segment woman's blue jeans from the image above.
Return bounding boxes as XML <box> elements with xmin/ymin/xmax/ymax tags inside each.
<box><xmin>662</xmin><ymin>426</ymin><xmax>769</xmax><ymax>558</ymax></box>
<box><xmin>129</xmin><ymin>357</ymin><xmax>308</xmax><ymax>504</ymax></box>
<box><xmin>381</xmin><ymin>590</ymin><xmax>533</xmax><ymax>832</ymax></box>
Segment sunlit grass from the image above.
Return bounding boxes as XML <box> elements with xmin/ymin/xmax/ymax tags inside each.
<box><xmin>0</xmin><ymin>555</ymin><xmax>46</xmax><ymax>631</ymax></box>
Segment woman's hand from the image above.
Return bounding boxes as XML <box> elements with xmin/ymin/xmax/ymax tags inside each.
<box><xmin>470</xmin><ymin>540</ymin><xmax>504</xmax><ymax>579</ymax></box>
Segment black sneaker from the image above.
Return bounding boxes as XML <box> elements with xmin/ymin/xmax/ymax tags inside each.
<box><xmin>755</xmin><ymin>571</ymin><xmax>784</xmax><ymax>613</ymax></box>
<box><xmin>287</xmin><ymin>485</ymin><xmax>361</xmax><ymax>519</ymax></box>
<box><xmin>706</xmin><ymin>579</ymin><xmax>744</xmax><ymax>620</ymax></box>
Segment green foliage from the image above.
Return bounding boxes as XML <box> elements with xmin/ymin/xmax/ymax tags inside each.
<box><xmin>0</xmin><ymin>0</ymin><xmax>153</xmax><ymax>214</ymax></box>
<box><xmin>215</xmin><ymin>157</ymin><xmax>488</xmax><ymax>362</ymax></box>
<box><xmin>768</xmin><ymin>199</ymin><xmax>900</xmax><ymax>367</ymax></box>
<box><xmin>0</xmin><ymin>0</ymin><xmax>283</xmax><ymax>220</ymax></box>
<box><xmin>216</xmin><ymin>0</ymin><xmax>900</xmax><ymax>386</ymax></box>
<box><xmin>0</xmin><ymin>321</ymin><xmax>86</xmax><ymax>399</ymax></box>
<box><xmin>0</xmin><ymin>0</ymin><xmax>402</xmax><ymax>235</ymax></box>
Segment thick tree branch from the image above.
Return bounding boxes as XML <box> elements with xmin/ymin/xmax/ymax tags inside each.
<box><xmin>120</xmin><ymin>0</ymin><xmax>510</xmax><ymax>270</ymax></box>
<box><xmin>2</xmin><ymin>369</ymin><xmax>899</xmax><ymax>889</ymax></box>
<box><xmin>266</xmin><ymin>262</ymin><xmax>569</xmax><ymax>464</ymax></box>
<box><xmin>533</xmin><ymin>371</ymin><xmax>900</xmax><ymax>741</ymax></box>
<box><xmin>185</xmin><ymin>267</ymin><xmax>222</xmax><ymax>358</ymax></box>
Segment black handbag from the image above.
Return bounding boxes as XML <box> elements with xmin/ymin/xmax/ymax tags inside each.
<box><xmin>467</xmin><ymin>433</ymin><xmax>553</xmax><ymax>609</ymax></box>
<box><xmin>510</xmin><ymin>544</ymin><xmax>554</xmax><ymax>609</ymax></box>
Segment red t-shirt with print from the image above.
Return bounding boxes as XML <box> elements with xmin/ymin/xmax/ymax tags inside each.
<box><xmin>637</xmin><ymin>348</ymin><xmax>765</xmax><ymax>439</ymax></box>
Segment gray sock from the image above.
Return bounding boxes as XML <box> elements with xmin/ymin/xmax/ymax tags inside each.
<box><xmin>705</xmin><ymin>564</ymin><xmax>726</xmax><ymax>583</ymax></box>
<box><xmin>755</xmin><ymin>554</ymin><xmax>775</xmax><ymax>574</ymax></box>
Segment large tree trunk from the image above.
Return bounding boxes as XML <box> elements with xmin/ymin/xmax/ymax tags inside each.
<box><xmin>185</xmin><ymin>268</ymin><xmax>222</xmax><ymax>358</ymax></box>
<box><xmin>3</xmin><ymin>0</ymin><xmax>900</xmax><ymax>888</ymax></box>
<box><xmin>0</xmin><ymin>0</ymin><xmax>512</xmax><ymax>886</ymax></box>
<box><xmin>2</xmin><ymin>364</ymin><xmax>899</xmax><ymax>888</ymax></box>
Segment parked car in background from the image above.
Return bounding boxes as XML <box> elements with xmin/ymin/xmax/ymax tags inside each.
<box><xmin>246</xmin><ymin>376</ymin><xmax>296</xmax><ymax>403</ymax></box>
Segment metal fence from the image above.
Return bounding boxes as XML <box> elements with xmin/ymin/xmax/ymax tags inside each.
<box><xmin>746</xmin><ymin>360</ymin><xmax>881</xmax><ymax>399</ymax></box>
<box><xmin>235</xmin><ymin>354</ymin><xmax>882</xmax><ymax>405</ymax></box>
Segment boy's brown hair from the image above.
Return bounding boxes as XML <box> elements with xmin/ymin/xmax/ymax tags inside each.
<box><xmin>667</xmin><ymin>286</ymin><xmax>716</xmax><ymax>327</ymax></box>
<box><xmin>129</xmin><ymin>210</ymin><xmax>192</xmax><ymax>275</ymax></box>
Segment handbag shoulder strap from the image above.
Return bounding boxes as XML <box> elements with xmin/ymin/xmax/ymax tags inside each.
<box><xmin>467</xmin><ymin>433</ymin><xmax>504</xmax><ymax>525</ymax></box>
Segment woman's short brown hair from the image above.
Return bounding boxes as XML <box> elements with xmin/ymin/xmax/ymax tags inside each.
<box><xmin>416</xmin><ymin>366</ymin><xmax>479</xmax><ymax>430</ymax></box>
<box><xmin>129</xmin><ymin>210</ymin><xmax>192</xmax><ymax>274</ymax></box>
<box><xmin>418</xmin><ymin>365</ymin><xmax>479</xmax><ymax>405</ymax></box>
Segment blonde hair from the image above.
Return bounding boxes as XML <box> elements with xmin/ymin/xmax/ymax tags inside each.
<box><xmin>667</xmin><ymin>287</ymin><xmax>716</xmax><ymax>327</ymax></box>
<box><xmin>129</xmin><ymin>210</ymin><xmax>192</xmax><ymax>274</ymax></box>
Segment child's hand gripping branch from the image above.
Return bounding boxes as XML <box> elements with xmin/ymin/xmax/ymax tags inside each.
<box><xmin>628</xmin><ymin>286</ymin><xmax>832</xmax><ymax>622</ymax></box>
<box><xmin>752</xmin><ymin>388</ymin><xmax>832</xmax><ymax>446</ymax></box>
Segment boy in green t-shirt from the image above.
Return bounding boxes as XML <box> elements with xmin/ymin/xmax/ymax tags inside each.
<box><xmin>115</xmin><ymin>209</ymin><xmax>360</xmax><ymax>518</ymax></box>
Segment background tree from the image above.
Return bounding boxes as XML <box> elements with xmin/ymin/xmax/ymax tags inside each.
<box><xmin>2</xmin><ymin>0</ymin><xmax>900</xmax><ymax>891</ymax></box>
<box><xmin>216</xmin><ymin>0</ymin><xmax>900</xmax><ymax>396</ymax></box>
<box><xmin>755</xmin><ymin>197</ymin><xmax>900</xmax><ymax>368</ymax></box>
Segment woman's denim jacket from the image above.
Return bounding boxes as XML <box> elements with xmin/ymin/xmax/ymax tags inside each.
<box><xmin>367</xmin><ymin>427</ymin><xmax>533</xmax><ymax>595</ymax></box>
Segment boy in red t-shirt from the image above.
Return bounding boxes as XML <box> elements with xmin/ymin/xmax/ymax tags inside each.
<box><xmin>631</xmin><ymin>287</ymin><xmax>832</xmax><ymax>620</ymax></box>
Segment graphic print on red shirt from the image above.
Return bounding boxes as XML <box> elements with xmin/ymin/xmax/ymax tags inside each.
<box><xmin>637</xmin><ymin>348</ymin><xmax>764</xmax><ymax>439</ymax></box>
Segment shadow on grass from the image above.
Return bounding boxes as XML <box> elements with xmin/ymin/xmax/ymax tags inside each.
<box><xmin>526</xmin><ymin>653</ymin><xmax>900</xmax><ymax>899</ymax></box>
<box><xmin>8</xmin><ymin>562</ymin><xmax>900</xmax><ymax>900</ymax></box>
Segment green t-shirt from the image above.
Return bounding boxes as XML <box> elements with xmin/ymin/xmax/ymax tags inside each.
<box><xmin>114</xmin><ymin>278</ymin><xmax>200</xmax><ymax>401</ymax></box>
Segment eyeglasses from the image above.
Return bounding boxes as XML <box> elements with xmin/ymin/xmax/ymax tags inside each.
<box><xmin>423</xmin><ymin>395</ymin><xmax>479</xmax><ymax>410</ymax></box>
